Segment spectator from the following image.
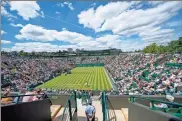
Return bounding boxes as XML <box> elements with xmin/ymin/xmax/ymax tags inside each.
<box><xmin>1</xmin><ymin>88</ymin><xmax>13</xmax><ymax>105</ymax></box>
<box><xmin>22</xmin><ymin>88</ymin><xmax>35</xmax><ymax>102</ymax></box>
<box><xmin>1</xmin><ymin>53</ymin><xmax>182</xmax><ymax>96</ymax></box>
<box><xmin>150</xmin><ymin>95</ymin><xmax>175</xmax><ymax>109</ymax></box>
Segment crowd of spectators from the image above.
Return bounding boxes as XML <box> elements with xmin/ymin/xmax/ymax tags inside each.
<box><xmin>1</xmin><ymin>87</ymin><xmax>49</xmax><ymax>105</ymax></box>
<box><xmin>104</xmin><ymin>54</ymin><xmax>182</xmax><ymax>95</ymax></box>
<box><xmin>1</xmin><ymin>54</ymin><xmax>74</xmax><ymax>92</ymax></box>
<box><xmin>1</xmin><ymin>53</ymin><xmax>182</xmax><ymax>96</ymax></box>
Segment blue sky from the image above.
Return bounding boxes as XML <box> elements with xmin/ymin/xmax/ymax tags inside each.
<box><xmin>1</xmin><ymin>1</ymin><xmax>182</xmax><ymax>52</ymax></box>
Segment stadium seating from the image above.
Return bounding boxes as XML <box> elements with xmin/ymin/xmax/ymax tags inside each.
<box><xmin>165</xmin><ymin>108</ymin><xmax>179</xmax><ymax>114</ymax></box>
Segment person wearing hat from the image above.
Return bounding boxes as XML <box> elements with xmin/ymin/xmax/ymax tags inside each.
<box><xmin>165</xmin><ymin>95</ymin><xmax>179</xmax><ymax>108</ymax></box>
<box><xmin>85</xmin><ymin>99</ymin><xmax>96</xmax><ymax>121</ymax></box>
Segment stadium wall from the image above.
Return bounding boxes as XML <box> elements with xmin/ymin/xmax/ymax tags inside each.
<box><xmin>5</xmin><ymin>92</ymin><xmax>182</xmax><ymax>109</ymax></box>
<box><xmin>104</xmin><ymin>68</ymin><xmax>119</xmax><ymax>92</ymax></box>
<box><xmin>129</xmin><ymin>102</ymin><xmax>181</xmax><ymax>121</ymax></box>
<box><xmin>75</xmin><ymin>63</ymin><xmax>104</xmax><ymax>67</ymax></box>
<box><xmin>47</xmin><ymin>93</ymin><xmax>71</xmax><ymax>106</ymax></box>
<box><xmin>2</xmin><ymin>99</ymin><xmax>52</xmax><ymax>121</ymax></box>
<box><xmin>48</xmin><ymin>94</ymin><xmax>182</xmax><ymax>109</ymax></box>
<box><xmin>107</xmin><ymin>95</ymin><xmax>182</xmax><ymax>110</ymax></box>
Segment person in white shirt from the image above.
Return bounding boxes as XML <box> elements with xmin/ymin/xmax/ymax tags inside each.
<box><xmin>22</xmin><ymin>88</ymin><xmax>35</xmax><ymax>102</ymax></box>
<box><xmin>150</xmin><ymin>95</ymin><xmax>174</xmax><ymax>109</ymax></box>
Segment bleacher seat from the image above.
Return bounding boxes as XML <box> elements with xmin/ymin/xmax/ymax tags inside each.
<box><xmin>179</xmin><ymin>107</ymin><xmax>182</xmax><ymax>114</ymax></box>
<box><xmin>165</xmin><ymin>108</ymin><xmax>179</xmax><ymax>114</ymax></box>
<box><xmin>155</xmin><ymin>108</ymin><xmax>166</xmax><ymax>112</ymax></box>
<box><xmin>172</xmin><ymin>113</ymin><xmax>182</xmax><ymax>118</ymax></box>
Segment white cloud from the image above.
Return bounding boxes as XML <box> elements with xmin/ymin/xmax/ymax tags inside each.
<box><xmin>2</xmin><ymin>1</ymin><xmax>8</xmax><ymax>6</ymax></box>
<box><xmin>64</xmin><ymin>2</ymin><xmax>74</xmax><ymax>11</ymax></box>
<box><xmin>56</xmin><ymin>11</ymin><xmax>61</xmax><ymax>15</ymax></box>
<box><xmin>78</xmin><ymin>1</ymin><xmax>182</xmax><ymax>45</ymax></box>
<box><xmin>78</xmin><ymin>1</ymin><xmax>141</xmax><ymax>31</ymax></box>
<box><xmin>40</xmin><ymin>11</ymin><xmax>45</xmax><ymax>18</ymax></box>
<box><xmin>1</xmin><ymin>30</ymin><xmax>7</xmax><ymax>35</ymax></box>
<box><xmin>1</xmin><ymin>6</ymin><xmax>17</xmax><ymax>21</ymax></box>
<box><xmin>62</xmin><ymin>28</ymin><xmax>67</xmax><ymax>31</ymax></box>
<box><xmin>165</xmin><ymin>20</ymin><xmax>182</xmax><ymax>27</ymax></box>
<box><xmin>120</xmin><ymin>40</ymin><xmax>145</xmax><ymax>51</ymax></box>
<box><xmin>10</xmin><ymin>23</ymin><xmax>24</xmax><ymax>28</ymax></box>
<box><xmin>9</xmin><ymin>1</ymin><xmax>44</xmax><ymax>20</ymax></box>
<box><xmin>2</xmin><ymin>48</ymin><xmax>11</xmax><ymax>52</ymax></box>
<box><xmin>14</xmin><ymin>24</ymin><xmax>136</xmax><ymax>51</ymax></box>
<box><xmin>90</xmin><ymin>3</ymin><xmax>96</xmax><ymax>8</ymax></box>
<box><xmin>13</xmin><ymin>21</ymin><xmax>179</xmax><ymax>52</ymax></box>
<box><xmin>57</xmin><ymin>2</ymin><xmax>74</xmax><ymax>11</ymax></box>
<box><xmin>15</xmin><ymin>24</ymin><xmax>93</xmax><ymax>43</ymax></box>
<box><xmin>99</xmin><ymin>2</ymin><xmax>182</xmax><ymax>34</ymax></box>
<box><xmin>147</xmin><ymin>1</ymin><xmax>164</xmax><ymax>6</ymax></box>
<box><xmin>9</xmin><ymin>42</ymin><xmax>78</xmax><ymax>52</ymax></box>
<box><xmin>1</xmin><ymin>40</ymin><xmax>12</xmax><ymax>44</ymax></box>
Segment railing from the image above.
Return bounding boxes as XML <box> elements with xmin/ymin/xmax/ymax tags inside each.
<box><xmin>165</xmin><ymin>63</ymin><xmax>182</xmax><ymax>68</ymax></box>
<box><xmin>129</xmin><ymin>96</ymin><xmax>182</xmax><ymax>118</ymax></box>
<box><xmin>130</xmin><ymin>96</ymin><xmax>182</xmax><ymax>109</ymax></box>
<box><xmin>102</xmin><ymin>92</ymin><xmax>116</xmax><ymax>121</ymax></box>
<box><xmin>61</xmin><ymin>91</ymin><xmax>77</xmax><ymax>121</ymax></box>
<box><xmin>102</xmin><ymin>92</ymin><xmax>108</xmax><ymax>121</ymax></box>
<box><xmin>1</xmin><ymin>93</ymin><xmax>49</xmax><ymax>104</ymax></box>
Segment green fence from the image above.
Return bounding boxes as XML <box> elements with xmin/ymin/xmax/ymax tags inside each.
<box><xmin>61</xmin><ymin>91</ymin><xmax>77</xmax><ymax>121</ymax></box>
<box><xmin>102</xmin><ymin>92</ymin><xmax>116</xmax><ymax>121</ymax></box>
<box><xmin>102</xmin><ymin>92</ymin><xmax>108</xmax><ymax>121</ymax></box>
<box><xmin>76</xmin><ymin>63</ymin><xmax>104</xmax><ymax>67</ymax></box>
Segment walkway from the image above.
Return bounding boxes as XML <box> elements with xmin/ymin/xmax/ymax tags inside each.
<box><xmin>77</xmin><ymin>96</ymin><xmax>103</xmax><ymax>121</ymax></box>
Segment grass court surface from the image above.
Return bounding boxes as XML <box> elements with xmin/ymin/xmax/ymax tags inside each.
<box><xmin>37</xmin><ymin>67</ymin><xmax>112</xmax><ymax>90</ymax></box>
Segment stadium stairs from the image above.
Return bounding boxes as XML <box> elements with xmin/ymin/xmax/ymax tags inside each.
<box><xmin>1</xmin><ymin>91</ymin><xmax>182</xmax><ymax>121</ymax></box>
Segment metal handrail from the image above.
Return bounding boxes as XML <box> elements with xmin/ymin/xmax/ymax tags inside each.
<box><xmin>102</xmin><ymin>92</ymin><xmax>109</xmax><ymax>121</ymax></box>
<box><xmin>130</xmin><ymin>96</ymin><xmax>182</xmax><ymax>110</ymax></box>
<box><xmin>61</xmin><ymin>95</ymin><xmax>73</xmax><ymax>121</ymax></box>
<box><xmin>61</xmin><ymin>91</ymin><xmax>77</xmax><ymax>121</ymax></box>
<box><xmin>106</xmin><ymin>96</ymin><xmax>116</xmax><ymax>121</ymax></box>
<box><xmin>1</xmin><ymin>94</ymin><xmax>44</xmax><ymax>98</ymax></box>
<box><xmin>1</xmin><ymin>93</ymin><xmax>49</xmax><ymax>105</ymax></box>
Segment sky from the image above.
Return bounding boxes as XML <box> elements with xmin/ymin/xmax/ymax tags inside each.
<box><xmin>1</xmin><ymin>1</ymin><xmax>182</xmax><ymax>52</ymax></box>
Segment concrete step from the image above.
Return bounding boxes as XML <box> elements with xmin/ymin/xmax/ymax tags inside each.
<box><xmin>121</xmin><ymin>108</ymin><xmax>128</xmax><ymax>121</ymax></box>
<box><xmin>51</xmin><ymin>105</ymin><xmax>64</xmax><ymax>121</ymax></box>
<box><xmin>110</xmin><ymin>110</ymin><xmax>125</xmax><ymax>121</ymax></box>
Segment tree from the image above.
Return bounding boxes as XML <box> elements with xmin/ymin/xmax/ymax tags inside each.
<box><xmin>143</xmin><ymin>37</ymin><xmax>182</xmax><ymax>53</ymax></box>
<box><xmin>19</xmin><ymin>50</ymin><xmax>25</xmax><ymax>56</ymax></box>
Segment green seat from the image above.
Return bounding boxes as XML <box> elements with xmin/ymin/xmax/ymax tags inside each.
<box><xmin>179</xmin><ymin>107</ymin><xmax>182</xmax><ymax>114</ymax></box>
<box><xmin>165</xmin><ymin>108</ymin><xmax>179</xmax><ymax>114</ymax></box>
<box><xmin>155</xmin><ymin>108</ymin><xmax>166</xmax><ymax>112</ymax></box>
<box><xmin>172</xmin><ymin>113</ymin><xmax>182</xmax><ymax>118</ymax></box>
